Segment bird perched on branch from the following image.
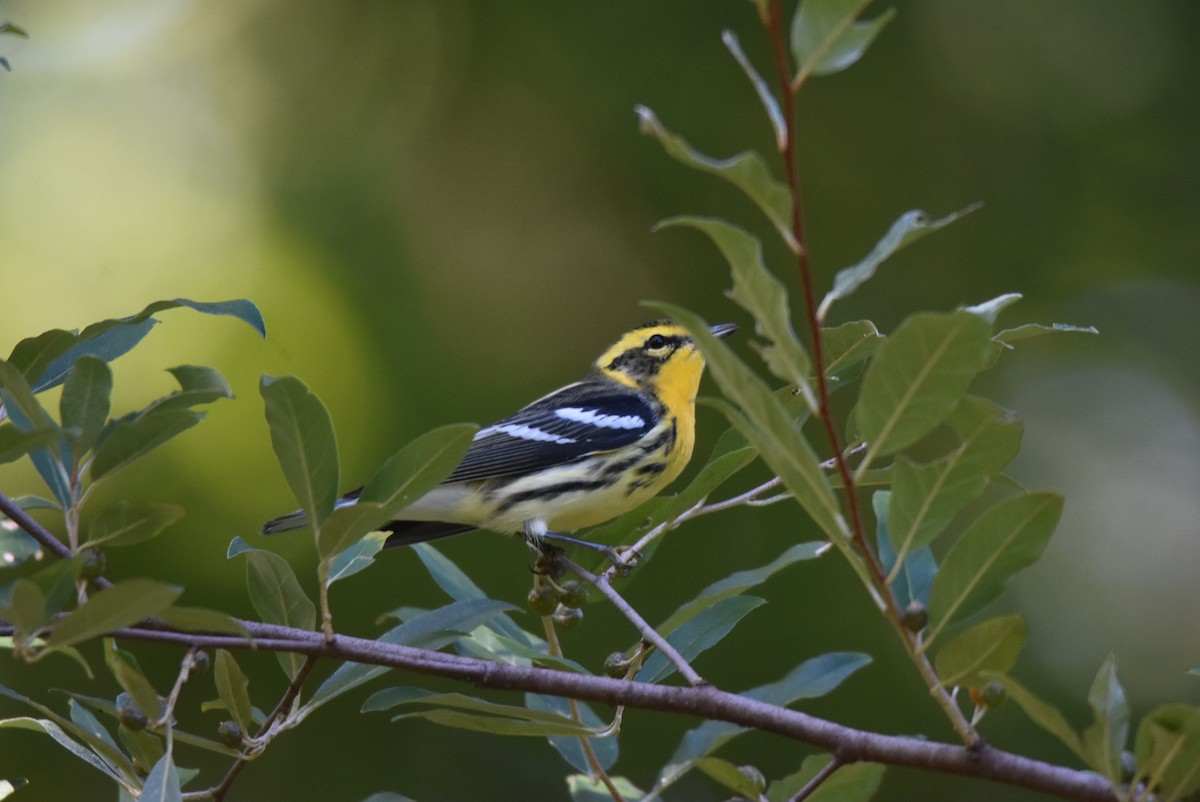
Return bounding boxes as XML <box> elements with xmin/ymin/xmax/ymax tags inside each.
<box><xmin>262</xmin><ymin>319</ymin><xmax>736</xmax><ymax>552</ymax></box>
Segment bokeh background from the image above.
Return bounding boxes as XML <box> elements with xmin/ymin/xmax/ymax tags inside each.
<box><xmin>1</xmin><ymin>1</ymin><xmax>1198</xmax><ymax>800</ymax></box>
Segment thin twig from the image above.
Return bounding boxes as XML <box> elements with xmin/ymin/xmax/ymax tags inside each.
<box><xmin>561</xmin><ymin>556</ymin><xmax>706</xmax><ymax>687</ymax></box>
<box><xmin>788</xmin><ymin>755</ymin><xmax>843</xmax><ymax>802</ymax></box>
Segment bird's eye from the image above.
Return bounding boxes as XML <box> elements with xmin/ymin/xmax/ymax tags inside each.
<box><xmin>645</xmin><ymin>334</ymin><xmax>669</xmax><ymax>350</ymax></box>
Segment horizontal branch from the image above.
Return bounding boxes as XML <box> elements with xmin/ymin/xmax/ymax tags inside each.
<box><xmin>0</xmin><ymin>620</ymin><xmax>1113</xmax><ymax>802</ymax></box>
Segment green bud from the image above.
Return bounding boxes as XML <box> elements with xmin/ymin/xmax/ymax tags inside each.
<box><xmin>527</xmin><ymin>585</ymin><xmax>559</xmax><ymax>616</ymax></box>
<box><xmin>116</xmin><ymin>692</ymin><xmax>147</xmax><ymax>731</ymax></box>
<box><xmin>557</xmin><ymin>580</ymin><xmax>588</xmax><ymax>608</ymax></box>
<box><xmin>217</xmin><ymin>720</ymin><xmax>245</xmax><ymax>748</ymax></box>
<box><xmin>903</xmin><ymin>601</ymin><xmax>928</xmax><ymax>632</ymax></box>
<box><xmin>552</xmin><ymin>605</ymin><xmax>583</xmax><ymax>629</ymax></box>
<box><xmin>79</xmin><ymin>548</ymin><xmax>106</xmax><ymax>581</ymax></box>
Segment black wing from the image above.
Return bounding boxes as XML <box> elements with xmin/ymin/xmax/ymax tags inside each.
<box><xmin>444</xmin><ymin>380</ymin><xmax>657</xmax><ymax>483</ymax></box>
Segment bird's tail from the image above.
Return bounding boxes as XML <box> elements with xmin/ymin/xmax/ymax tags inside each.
<box><xmin>261</xmin><ymin>509</ymin><xmax>309</xmax><ymax>535</ymax></box>
<box><xmin>382</xmin><ymin>521</ymin><xmax>477</xmax><ymax>548</ymax></box>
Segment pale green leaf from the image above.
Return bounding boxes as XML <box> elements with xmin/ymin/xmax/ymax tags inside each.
<box><xmin>44</xmin><ymin>580</ymin><xmax>181</xmax><ymax>653</ymax></box>
<box><xmin>823</xmin><ymin>320</ymin><xmax>882</xmax><ymax>387</ymax></box>
<box><xmin>0</xmin><ymin>717</ymin><xmax>131</xmax><ymax>787</ymax></box>
<box><xmin>720</xmin><ymin>30</ymin><xmax>787</xmax><ymax>153</ymax></box>
<box><xmin>696</xmin><ymin>757</ymin><xmax>764</xmax><ymax>798</ymax></box>
<box><xmin>236</xmin><ymin>545</ymin><xmax>315</xmax><ymax>678</ymax></box>
<box><xmin>1133</xmin><ymin>704</ymin><xmax>1200</xmax><ymax>799</ymax></box>
<box><xmin>364</xmin><ymin>687</ymin><xmax>598</xmax><ymax>738</ymax></box>
<box><xmin>215</xmin><ymin>650</ymin><xmax>253</xmax><ymax>734</ymax></box>
<box><xmin>105</xmin><ymin>642</ymin><xmax>162</xmax><ymax>723</ymax></box>
<box><xmin>0</xmin><ymin>779</ymin><xmax>26</xmax><ymax>800</ymax></box>
<box><xmin>995</xmin><ymin>322</ymin><xmax>1099</xmax><ymax>346</ymax></box>
<box><xmin>85</xmin><ymin>501</ymin><xmax>184</xmax><ymax>548</ymax></box>
<box><xmin>934</xmin><ymin>614</ymin><xmax>1027</xmax><ymax>688</ymax></box>
<box><xmin>260</xmin><ymin>375</ymin><xmax>339</xmax><ymax>532</ymax></box>
<box><xmin>412</xmin><ymin>543</ymin><xmax>536</xmax><ymax>646</ymax></box>
<box><xmin>326</xmin><ymin>531</ymin><xmax>388</xmax><ymax>585</ymax></box>
<box><xmin>874</xmin><ymin>491</ymin><xmax>936</xmax><ymax>609</ymax></box>
<box><xmin>926</xmin><ymin>492</ymin><xmax>1062</xmax><ymax>644</ymax></box>
<box><xmin>791</xmin><ymin>0</ymin><xmax>896</xmax><ymax>85</ymax></box>
<box><xmin>0</xmin><ymin>424</ymin><xmax>60</xmax><ymax>466</ymax></box>
<box><xmin>767</xmin><ymin>754</ymin><xmax>885</xmax><ymax>802</ymax></box>
<box><xmin>854</xmin><ymin>311</ymin><xmax>993</xmax><ymax>465</ymax></box>
<box><xmin>154</xmin><ymin>606</ymin><xmax>247</xmax><ymax>636</ymax></box>
<box><xmin>527</xmin><ymin>694</ymin><xmax>616</xmax><ymax>773</ymax></box>
<box><xmin>140</xmin><ymin>754</ymin><xmax>182</xmax><ymax>802</ymax></box>
<box><xmin>568</xmin><ymin>774</ymin><xmax>645</xmax><ymax>802</ymax></box>
<box><xmin>1082</xmin><ymin>655</ymin><xmax>1128</xmax><ymax>785</ymax></box>
<box><xmin>316</xmin><ymin>502</ymin><xmax>386</xmax><ymax>565</ymax></box>
<box><xmin>638</xmin><ymin>109</ymin><xmax>793</xmax><ymax>247</ymax></box>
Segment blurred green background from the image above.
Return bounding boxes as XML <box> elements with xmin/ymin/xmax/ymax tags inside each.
<box><xmin>1</xmin><ymin>1</ymin><xmax>1198</xmax><ymax>800</ymax></box>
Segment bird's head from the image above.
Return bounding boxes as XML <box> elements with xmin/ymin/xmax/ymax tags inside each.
<box><xmin>594</xmin><ymin>320</ymin><xmax>737</xmax><ymax>398</ymax></box>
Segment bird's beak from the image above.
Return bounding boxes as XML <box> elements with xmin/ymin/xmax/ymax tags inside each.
<box><xmin>709</xmin><ymin>323</ymin><xmax>738</xmax><ymax>339</ymax></box>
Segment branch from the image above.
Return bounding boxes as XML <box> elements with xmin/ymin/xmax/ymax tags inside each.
<box><xmin>1</xmin><ymin>620</ymin><xmax>1113</xmax><ymax>802</ymax></box>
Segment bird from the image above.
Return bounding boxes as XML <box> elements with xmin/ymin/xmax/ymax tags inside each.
<box><xmin>261</xmin><ymin>319</ymin><xmax>737</xmax><ymax>552</ymax></box>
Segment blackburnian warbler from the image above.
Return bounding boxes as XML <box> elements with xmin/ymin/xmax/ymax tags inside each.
<box><xmin>262</xmin><ymin>320</ymin><xmax>736</xmax><ymax>549</ymax></box>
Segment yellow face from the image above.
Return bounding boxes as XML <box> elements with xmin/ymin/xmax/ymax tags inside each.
<box><xmin>595</xmin><ymin>321</ymin><xmax>705</xmax><ymax>399</ymax></box>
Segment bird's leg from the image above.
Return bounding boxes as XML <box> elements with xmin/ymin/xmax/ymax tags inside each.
<box><xmin>522</xmin><ymin>518</ymin><xmax>635</xmax><ymax>571</ymax></box>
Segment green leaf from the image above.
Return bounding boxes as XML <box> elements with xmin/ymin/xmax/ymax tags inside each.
<box><xmin>980</xmin><ymin>672</ymin><xmax>1088</xmax><ymax>764</ymax></box>
<box><xmin>43</xmin><ymin>580</ymin><xmax>181</xmax><ymax>653</ymax></box>
<box><xmin>67</xmin><ymin>697</ymin><xmax>125</xmax><ymax>764</ymax></box>
<box><xmin>317</xmin><ymin>423</ymin><xmax>478</xmax><ymax>559</ymax></box>
<box><xmin>888</xmin><ymin>396</ymin><xmax>1022</xmax><ymax>564</ymax></box>
<box><xmin>411</xmin><ymin>543</ymin><xmax>536</xmax><ymax>646</ymax></box>
<box><xmin>143</xmin><ymin>366</ymin><xmax>234</xmax><ymax>415</ymax></box>
<box><xmin>791</xmin><ymin>0</ymin><xmax>895</xmax><ymax>85</ymax></box>
<box><xmin>0</xmin><ymin>22</ymin><xmax>30</xmax><ymax>38</ymax></box>
<box><xmin>234</xmin><ymin>543</ymin><xmax>315</xmax><ymax>677</ymax></box>
<box><xmin>823</xmin><ymin>320</ymin><xmax>882</xmax><ymax>389</ymax></box>
<box><xmin>89</xmin><ymin>409</ymin><xmax>204</xmax><ymax>482</ymax></box>
<box><xmin>360</xmin><ymin>795</ymin><xmax>416</xmax><ymax>802</ymax></box>
<box><xmin>819</xmin><ymin>207</ymin><xmax>978</xmax><ymax>321</ymax></box>
<box><xmin>364</xmin><ymin>687</ymin><xmax>599</xmax><ymax>738</ymax></box>
<box><xmin>874</xmin><ymin>490</ymin><xmax>936</xmax><ymax>609</ymax></box>
<box><xmin>105</xmin><ymin>642</ymin><xmax>162</xmax><ymax>723</ymax></box>
<box><xmin>0</xmin><ymin>717</ymin><xmax>131</xmax><ymax>788</ymax></box>
<box><xmin>1134</xmin><ymin>704</ymin><xmax>1200</xmax><ymax>799</ymax></box>
<box><xmin>0</xmin><ymin>359</ymin><xmax>58</xmax><ymax>429</ymax></box>
<box><xmin>638</xmin><ymin>596</ymin><xmax>766</xmax><ymax>684</ymax></box>
<box><xmin>0</xmin><ymin>779</ymin><xmax>27</xmax><ymax>800</ymax></box>
<box><xmin>853</xmin><ymin>311</ymin><xmax>994</xmax><ymax>465</ymax></box>
<box><xmin>308</xmin><ymin>598</ymin><xmax>517</xmax><ymax>710</ymax></box>
<box><xmin>0</xmin><ymin>424</ymin><xmax>60</xmax><ymax>466</ymax></box>
<box><xmin>656</xmin><ymin>542</ymin><xmax>825</xmax><ymax>637</ymax></box>
<box><xmin>0</xmin><ymin>579</ymin><xmax>47</xmax><ymax>641</ymax></box>
<box><xmin>326</xmin><ymin>531</ymin><xmax>388</xmax><ymax>585</ymax></box>
<box><xmin>59</xmin><ymin>357</ymin><xmax>112</xmax><ymax>456</ymax></box>
<box><xmin>1082</xmin><ymin>655</ymin><xmax>1128</xmax><ymax>785</ymax></box>
<box><xmin>260</xmin><ymin>375</ymin><xmax>339</xmax><ymax>532</ymax></box>
<box><xmin>926</xmin><ymin>492</ymin><xmax>1062</xmax><ymax>644</ymax></box>
<box><xmin>568</xmin><ymin>774</ymin><xmax>645</xmax><ymax>802</ymax></box>
<box><xmin>527</xmin><ymin>694</ymin><xmax>616</xmax><ymax>773</ymax></box>
<box><xmin>638</xmin><ymin>110</ymin><xmax>794</xmax><ymax>250</ymax></box>
<box><xmin>140</xmin><ymin>754</ymin><xmax>182</xmax><ymax>802</ymax></box>
<box><xmin>457</xmin><ymin>631</ymin><xmax>588</xmax><ymax>674</ymax></box>
<box><xmin>651</xmin><ymin>304</ymin><xmax>843</xmax><ymax>541</ymax></box>
<box><xmin>118</xmin><ymin>725</ymin><xmax>164</xmax><ymax>782</ymax></box>
<box><xmin>0</xmin><ymin>523</ymin><xmax>41</xmax><ymax>567</ymax></box>
<box><xmin>85</xmin><ymin>501</ymin><xmax>185</xmax><ymax>548</ymax></box>
<box><xmin>767</xmin><ymin>754</ymin><xmax>885</xmax><ymax>802</ymax></box>
<box><xmin>655</xmin><ymin>653</ymin><xmax>871</xmax><ymax>794</ymax></box>
<box><xmin>695</xmin><ymin>757</ymin><xmax>764</xmax><ymax>799</ymax></box>
<box><xmin>16</xmin><ymin>298</ymin><xmax>263</xmax><ymax>394</ymax></box>
<box><xmin>995</xmin><ymin>322</ymin><xmax>1099</xmax><ymax>346</ymax></box>
<box><xmin>934</xmin><ymin>614</ymin><xmax>1027</xmax><ymax>689</ymax></box>
<box><xmin>658</xmin><ymin>218</ymin><xmax>811</xmax><ymax>390</ymax></box>
<box><xmin>154</xmin><ymin>606</ymin><xmax>247</xmax><ymax>636</ymax></box>
<box><xmin>214</xmin><ymin>650</ymin><xmax>254</xmax><ymax>734</ymax></box>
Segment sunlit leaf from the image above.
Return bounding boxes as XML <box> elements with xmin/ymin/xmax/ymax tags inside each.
<box><xmin>0</xmin><ymin>779</ymin><xmax>26</xmax><ymax>800</ymax></box>
<box><xmin>853</xmin><ymin>311</ymin><xmax>993</xmax><ymax>466</ymax></box>
<box><xmin>819</xmin><ymin>207</ymin><xmax>979</xmax><ymax>322</ymax></box>
<box><xmin>0</xmin><ymin>425</ymin><xmax>60</xmax><ymax>466</ymax></box>
<box><xmin>215</xmin><ymin>650</ymin><xmax>254</xmax><ymax>734</ymax></box>
<box><xmin>934</xmin><ymin>614</ymin><xmax>1026</xmax><ymax>689</ymax></box>
<box><xmin>767</xmin><ymin>754</ymin><xmax>885</xmax><ymax>802</ymax></box>
<box><xmin>926</xmin><ymin>492</ymin><xmax>1062</xmax><ymax>644</ymax></box>
<box><xmin>980</xmin><ymin>672</ymin><xmax>1087</xmax><ymax>764</ymax></box>
<box><xmin>58</xmin><ymin>357</ymin><xmax>113</xmax><ymax>457</ymax></box>
<box><xmin>658</xmin><ymin>218</ymin><xmax>811</xmax><ymax>390</ymax></box>
<box><xmin>326</xmin><ymin>531</ymin><xmax>388</xmax><ymax>586</ymax></box>
<box><xmin>995</xmin><ymin>322</ymin><xmax>1099</xmax><ymax>346</ymax></box>
<box><xmin>43</xmin><ymin>580</ymin><xmax>181</xmax><ymax>653</ymax></box>
<box><xmin>655</xmin><ymin>652</ymin><xmax>871</xmax><ymax>794</ymax></box>
<box><xmin>85</xmin><ymin>501</ymin><xmax>185</xmax><ymax>548</ymax></box>
<box><xmin>639</xmin><ymin>596</ymin><xmax>765</xmax><ymax>684</ymax></box>
<box><xmin>963</xmin><ymin>293</ymin><xmax>1023</xmax><ymax>324</ymax></box>
<box><xmin>888</xmin><ymin>396</ymin><xmax>1022</xmax><ymax>563</ymax></box>
<box><xmin>260</xmin><ymin>375</ymin><xmax>339</xmax><ymax>533</ymax></box>
<box><xmin>89</xmin><ymin>409</ymin><xmax>204</xmax><ymax>482</ymax></box>
<box><xmin>1133</xmin><ymin>704</ymin><xmax>1200</xmax><ymax>799</ymax></box>
<box><xmin>791</xmin><ymin>0</ymin><xmax>896</xmax><ymax>86</ymax></box>
<box><xmin>638</xmin><ymin>109</ymin><xmax>793</xmax><ymax>248</ymax></box>
<box><xmin>0</xmin><ymin>359</ymin><xmax>59</xmax><ymax>429</ymax></box>
<box><xmin>315</xmin><ymin>502</ymin><xmax>386</xmax><ymax>566</ymax></box>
